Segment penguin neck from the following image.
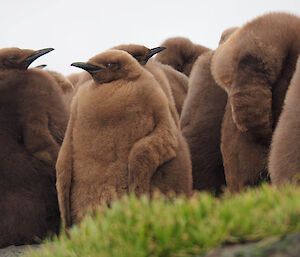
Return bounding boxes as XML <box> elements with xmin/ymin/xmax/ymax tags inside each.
<box><xmin>0</xmin><ymin>69</ymin><xmax>28</xmax><ymax>91</ymax></box>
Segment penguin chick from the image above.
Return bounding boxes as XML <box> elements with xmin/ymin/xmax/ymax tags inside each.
<box><xmin>269</xmin><ymin>55</ymin><xmax>300</xmax><ymax>186</ymax></box>
<box><xmin>57</xmin><ymin>50</ymin><xmax>191</xmax><ymax>226</ymax></box>
<box><xmin>112</xmin><ymin>44</ymin><xmax>192</xmax><ymax>193</ymax></box>
<box><xmin>155</xmin><ymin>37</ymin><xmax>210</xmax><ymax>76</ymax></box>
<box><xmin>180</xmin><ymin>27</ymin><xmax>238</xmax><ymax>194</ymax></box>
<box><xmin>0</xmin><ymin>47</ymin><xmax>69</xmax><ymax>247</ymax></box>
<box><xmin>113</xmin><ymin>44</ymin><xmax>188</xmax><ymax>117</ymax></box>
<box><xmin>211</xmin><ymin>12</ymin><xmax>300</xmax><ymax>192</ymax></box>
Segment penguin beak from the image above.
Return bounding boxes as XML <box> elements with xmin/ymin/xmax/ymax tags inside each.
<box><xmin>145</xmin><ymin>46</ymin><xmax>166</xmax><ymax>63</ymax></box>
<box><xmin>71</xmin><ymin>62</ymin><xmax>105</xmax><ymax>73</ymax></box>
<box><xmin>23</xmin><ymin>48</ymin><xmax>54</xmax><ymax>68</ymax></box>
<box><xmin>34</xmin><ymin>64</ymin><xmax>47</xmax><ymax>69</ymax></box>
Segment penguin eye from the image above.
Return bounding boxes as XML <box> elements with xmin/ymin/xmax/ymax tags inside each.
<box><xmin>7</xmin><ymin>56</ymin><xmax>18</xmax><ymax>64</ymax></box>
<box><xmin>105</xmin><ymin>62</ymin><xmax>116</xmax><ymax>68</ymax></box>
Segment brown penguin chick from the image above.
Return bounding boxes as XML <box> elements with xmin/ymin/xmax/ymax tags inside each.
<box><xmin>180</xmin><ymin>27</ymin><xmax>238</xmax><ymax>194</ymax></box>
<box><xmin>57</xmin><ymin>50</ymin><xmax>192</xmax><ymax>227</ymax></box>
<box><xmin>269</xmin><ymin>56</ymin><xmax>300</xmax><ymax>186</ymax></box>
<box><xmin>155</xmin><ymin>37</ymin><xmax>210</xmax><ymax>76</ymax></box>
<box><xmin>113</xmin><ymin>44</ymin><xmax>189</xmax><ymax>117</ymax></box>
<box><xmin>0</xmin><ymin>47</ymin><xmax>69</xmax><ymax>247</ymax></box>
<box><xmin>112</xmin><ymin>44</ymin><xmax>192</xmax><ymax>193</ymax></box>
<box><xmin>211</xmin><ymin>12</ymin><xmax>300</xmax><ymax>192</ymax></box>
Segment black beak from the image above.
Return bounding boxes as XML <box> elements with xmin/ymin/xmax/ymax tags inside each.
<box><xmin>23</xmin><ymin>48</ymin><xmax>54</xmax><ymax>68</ymax></box>
<box><xmin>34</xmin><ymin>64</ymin><xmax>47</xmax><ymax>69</ymax></box>
<box><xmin>145</xmin><ymin>46</ymin><xmax>166</xmax><ymax>63</ymax></box>
<box><xmin>71</xmin><ymin>62</ymin><xmax>103</xmax><ymax>73</ymax></box>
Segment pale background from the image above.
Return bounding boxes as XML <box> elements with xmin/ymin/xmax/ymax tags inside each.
<box><xmin>0</xmin><ymin>0</ymin><xmax>299</xmax><ymax>75</ymax></box>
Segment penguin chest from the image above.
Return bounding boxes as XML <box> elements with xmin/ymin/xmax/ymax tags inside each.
<box><xmin>71</xmin><ymin>92</ymin><xmax>155</xmax><ymax>201</ymax></box>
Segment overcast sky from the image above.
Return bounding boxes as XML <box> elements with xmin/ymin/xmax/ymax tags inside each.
<box><xmin>0</xmin><ymin>0</ymin><xmax>299</xmax><ymax>75</ymax></box>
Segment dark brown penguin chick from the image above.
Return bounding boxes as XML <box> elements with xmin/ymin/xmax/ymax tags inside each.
<box><xmin>269</xmin><ymin>55</ymin><xmax>300</xmax><ymax>186</ymax></box>
<box><xmin>180</xmin><ymin>27</ymin><xmax>238</xmax><ymax>194</ymax></box>
<box><xmin>155</xmin><ymin>37</ymin><xmax>210</xmax><ymax>76</ymax></box>
<box><xmin>112</xmin><ymin>44</ymin><xmax>189</xmax><ymax>117</ymax></box>
<box><xmin>57</xmin><ymin>50</ymin><xmax>192</xmax><ymax>227</ymax></box>
<box><xmin>0</xmin><ymin>47</ymin><xmax>69</xmax><ymax>247</ymax></box>
<box><xmin>181</xmin><ymin>51</ymin><xmax>227</xmax><ymax>194</ymax></box>
<box><xmin>211</xmin><ymin>12</ymin><xmax>300</xmax><ymax>192</ymax></box>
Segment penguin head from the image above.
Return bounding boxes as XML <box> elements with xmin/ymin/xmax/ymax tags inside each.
<box><xmin>155</xmin><ymin>37</ymin><xmax>194</xmax><ymax>73</ymax></box>
<box><xmin>0</xmin><ymin>47</ymin><xmax>54</xmax><ymax>70</ymax></box>
<box><xmin>71</xmin><ymin>50</ymin><xmax>143</xmax><ymax>85</ymax></box>
<box><xmin>219</xmin><ymin>27</ymin><xmax>239</xmax><ymax>45</ymax></box>
<box><xmin>155</xmin><ymin>37</ymin><xmax>205</xmax><ymax>76</ymax></box>
<box><xmin>112</xmin><ymin>44</ymin><xmax>166</xmax><ymax>65</ymax></box>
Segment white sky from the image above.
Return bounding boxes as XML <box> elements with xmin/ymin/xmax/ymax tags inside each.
<box><xmin>0</xmin><ymin>0</ymin><xmax>299</xmax><ymax>75</ymax></box>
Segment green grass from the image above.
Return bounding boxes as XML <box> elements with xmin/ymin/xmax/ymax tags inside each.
<box><xmin>23</xmin><ymin>184</ymin><xmax>300</xmax><ymax>257</ymax></box>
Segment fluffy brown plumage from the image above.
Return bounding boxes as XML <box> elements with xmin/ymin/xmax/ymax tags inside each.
<box><xmin>34</xmin><ymin>65</ymin><xmax>74</xmax><ymax>112</ymax></box>
<box><xmin>113</xmin><ymin>44</ymin><xmax>188</xmax><ymax>116</ymax></box>
<box><xmin>269</xmin><ymin>55</ymin><xmax>300</xmax><ymax>186</ymax></box>
<box><xmin>112</xmin><ymin>44</ymin><xmax>192</xmax><ymax>193</ymax></box>
<box><xmin>155</xmin><ymin>37</ymin><xmax>210</xmax><ymax>76</ymax></box>
<box><xmin>157</xmin><ymin>63</ymin><xmax>189</xmax><ymax>116</ymax></box>
<box><xmin>0</xmin><ymin>47</ymin><xmax>69</xmax><ymax>247</ymax></box>
<box><xmin>181</xmin><ymin>51</ymin><xmax>226</xmax><ymax>193</ymax></box>
<box><xmin>180</xmin><ymin>28</ymin><xmax>238</xmax><ymax>193</ymax></box>
<box><xmin>218</xmin><ymin>27</ymin><xmax>239</xmax><ymax>45</ymax></box>
<box><xmin>211</xmin><ymin>12</ymin><xmax>300</xmax><ymax>192</ymax></box>
<box><xmin>67</xmin><ymin>71</ymin><xmax>91</xmax><ymax>89</ymax></box>
<box><xmin>45</xmin><ymin>70</ymin><xmax>74</xmax><ymax>113</ymax></box>
<box><xmin>57</xmin><ymin>50</ymin><xmax>192</xmax><ymax>227</ymax></box>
